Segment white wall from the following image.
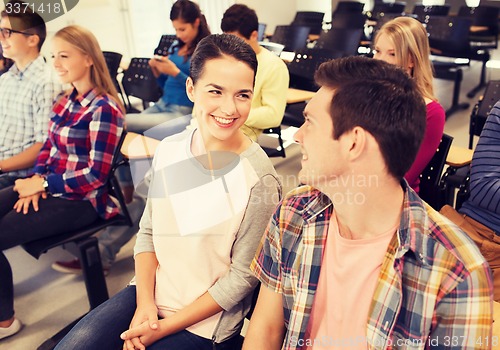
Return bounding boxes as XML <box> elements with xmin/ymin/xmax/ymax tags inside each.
<box><xmin>296</xmin><ymin>0</ymin><xmax>332</xmax><ymax>22</ymax></box>
<box><xmin>43</xmin><ymin>0</ymin><xmax>132</xmax><ymax>59</ymax></box>
<box><xmin>239</xmin><ymin>0</ymin><xmax>297</xmax><ymax>33</ymax></box>
<box><xmin>31</xmin><ymin>0</ymin><xmax>333</xmax><ymax>63</ymax></box>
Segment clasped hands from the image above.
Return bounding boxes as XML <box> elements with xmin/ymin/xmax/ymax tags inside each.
<box><xmin>12</xmin><ymin>175</ymin><xmax>47</xmax><ymax>214</ymax></box>
<box><xmin>121</xmin><ymin>304</ymin><xmax>164</xmax><ymax>350</ymax></box>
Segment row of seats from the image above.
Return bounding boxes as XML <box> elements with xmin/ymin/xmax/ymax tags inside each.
<box><xmin>264</xmin><ymin>5</ymin><xmax>498</xmax><ymax>118</ymax></box>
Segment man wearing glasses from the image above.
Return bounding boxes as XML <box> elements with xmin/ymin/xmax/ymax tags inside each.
<box><xmin>0</xmin><ymin>0</ymin><xmax>59</xmax><ymax>190</ymax></box>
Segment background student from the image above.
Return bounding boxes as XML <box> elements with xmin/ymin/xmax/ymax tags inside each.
<box><xmin>0</xmin><ymin>24</ymin><xmax>124</xmax><ymax>340</ymax></box>
<box><xmin>0</xmin><ymin>0</ymin><xmax>60</xmax><ymax>188</ymax></box>
<box><xmin>441</xmin><ymin>100</ymin><xmax>500</xmax><ymax>302</ymax></box>
<box><xmin>126</xmin><ymin>0</ymin><xmax>210</xmax><ymax>135</ymax></box>
<box><xmin>221</xmin><ymin>4</ymin><xmax>289</xmax><ymax>141</ymax></box>
<box><xmin>373</xmin><ymin>16</ymin><xmax>445</xmax><ymax>193</ymax></box>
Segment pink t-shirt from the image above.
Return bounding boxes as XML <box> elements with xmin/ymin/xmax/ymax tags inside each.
<box><xmin>305</xmin><ymin>215</ymin><xmax>396</xmax><ymax>350</ymax></box>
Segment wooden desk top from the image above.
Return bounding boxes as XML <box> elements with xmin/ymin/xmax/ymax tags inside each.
<box><xmin>446</xmin><ymin>145</ymin><xmax>474</xmax><ymax>168</ymax></box>
<box><xmin>287</xmin><ymin>88</ymin><xmax>315</xmax><ymax>104</ymax></box>
<box><xmin>308</xmin><ymin>34</ymin><xmax>320</xmax><ymax>41</ymax></box>
<box><xmin>121</xmin><ymin>132</ymin><xmax>160</xmax><ymax>159</ymax></box>
<box><xmin>470</xmin><ymin>25</ymin><xmax>489</xmax><ymax>33</ymax></box>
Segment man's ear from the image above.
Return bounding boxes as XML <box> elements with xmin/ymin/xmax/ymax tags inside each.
<box><xmin>347</xmin><ymin>126</ymin><xmax>367</xmax><ymax>161</ymax></box>
<box><xmin>186</xmin><ymin>77</ymin><xmax>195</xmax><ymax>102</ymax></box>
<box><xmin>27</xmin><ymin>34</ymin><xmax>40</xmax><ymax>50</ymax></box>
<box><xmin>250</xmin><ymin>30</ymin><xmax>259</xmax><ymax>42</ymax></box>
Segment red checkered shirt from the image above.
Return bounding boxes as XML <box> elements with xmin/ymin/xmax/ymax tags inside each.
<box><xmin>33</xmin><ymin>88</ymin><xmax>124</xmax><ymax>219</ymax></box>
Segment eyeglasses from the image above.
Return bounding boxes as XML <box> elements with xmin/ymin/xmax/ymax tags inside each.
<box><xmin>0</xmin><ymin>27</ymin><xmax>34</xmax><ymax>38</ymax></box>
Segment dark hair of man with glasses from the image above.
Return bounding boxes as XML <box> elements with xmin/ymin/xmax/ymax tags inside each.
<box><xmin>0</xmin><ymin>0</ymin><xmax>46</xmax><ymax>51</ymax></box>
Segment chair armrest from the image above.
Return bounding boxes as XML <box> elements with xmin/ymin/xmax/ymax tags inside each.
<box><xmin>446</xmin><ymin>145</ymin><xmax>474</xmax><ymax>167</ymax></box>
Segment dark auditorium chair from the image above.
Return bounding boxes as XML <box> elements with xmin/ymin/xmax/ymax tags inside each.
<box><xmin>291</xmin><ymin>11</ymin><xmax>325</xmax><ymax>35</ymax></box>
<box><xmin>22</xmin><ymin>132</ymin><xmax>133</xmax><ymax>349</ymax></box>
<box><xmin>334</xmin><ymin>1</ymin><xmax>365</xmax><ymax>14</ymax></box>
<box><xmin>468</xmin><ymin>80</ymin><xmax>500</xmax><ymax>148</ymax></box>
<box><xmin>121</xmin><ymin>57</ymin><xmax>163</xmax><ymax>113</ymax></box>
<box><xmin>271</xmin><ymin>25</ymin><xmax>311</xmax><ymax>52</ymax></box>
<box><xmin>418</xmin><ymin>133</ymin><xmax>453</xmax><ymax>210</ymax></box>
<box><xmin>154</xmin><ymin>34</ymin><xmax>177</xmax><ymax>57</ymax></box>
<box><xmin>331</xmin><ymin>11</ymin><xmax>366</xmax><ymax>30</ymax></box>
<box><xmin>367</xmin><ymin>1</ymin><xmax>406</xmax><ymax>20</ymax></box>
<box><xmin>458</xmin><ymin>5</ymin><xmax>500</xmax><ymax>98</ymax></box>
<box><xmin>102</xmin><ymin>51</ymin><xmax>125</xmax><ymax>106</ymax></box>
<box><xmin>412</xmin><ymin>4</ymin><xmax>450</xmax><ymax>23</ymax></box>
<box><xmin>283</xmin><ymin>49</ymin><xmax>343</xmax><ymax>128</ymax></box>
<box><xmin>426</xmin><ymin>16</ymin><xmax>472</xmax><ymax>117</ymax></box>
<box><xmin>315</xmin><ymin>27</ymin><xmax>364</xmax><ymax>57</ymax></box>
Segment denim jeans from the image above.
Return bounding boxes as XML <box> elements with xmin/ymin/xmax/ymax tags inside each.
<box><xmin>0</xmin><ymin>174</ymin><xmax>18</xmax><ymax>190</ymax></box>
<box><xmin>55</xmin><ymin>286</ymin><xmax>242</xmax><ymax>350</ymax></box>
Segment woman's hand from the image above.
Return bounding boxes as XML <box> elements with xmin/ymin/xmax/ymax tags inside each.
<box><xmin>121</xmin><ymin>319</ymin><xmax>165</xmax><ymax>350</ymax></box>
<box><xmin>13</xmin><ymin>192</ymin><xmax>47</xmax><ymax>214</ymax></box>
<box><xmin>149</xmin><ymin>56</ymin><xmax>180</xmax><ymax>77</ymax></box>
<box><xmin>122</xmin><ymin>303</ymin><xmax>160</xmax><ymax>349</ymax></box>
<box><xmin>13</xmin><ymin>175</ymin><xmax>44</xmax><ymax>198</ymax></box>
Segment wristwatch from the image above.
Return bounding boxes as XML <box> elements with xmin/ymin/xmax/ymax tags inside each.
<box><xmin>42</xmin><ymin>178</ymin><xmax>50</xmax><ymax>193</ymax></box>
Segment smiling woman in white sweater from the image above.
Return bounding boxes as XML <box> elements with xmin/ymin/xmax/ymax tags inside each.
<box><xmin>55</xmin><ymin>33</ymin><xmax>282</xmax><ymax>350</ymax></box>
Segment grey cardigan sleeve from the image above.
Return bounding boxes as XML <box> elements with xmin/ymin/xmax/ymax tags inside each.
<box><xmin>208</xmin><ymin>173</ymin><xmax>282</xmax><ymax>311</ymax></box>
<box><xmin>133</xmin><ymin>196</ymin><xmax>155</xmax><ymax>256</ymax></box>
<box><xmin>133</xmin><ymin>161</ymin><xmax>156</xmax><ymax>256</ymax></box>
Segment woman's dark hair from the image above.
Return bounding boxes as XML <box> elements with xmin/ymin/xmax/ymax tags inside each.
<box><xmin>190</xmin><ymin>34</ymin><xmax>257</xmax><ymax>85</ymax></box>
<box><xmin>170</xmin><ymin>0</ymin><xmax>210</xmax><ymax>59</ymax></box>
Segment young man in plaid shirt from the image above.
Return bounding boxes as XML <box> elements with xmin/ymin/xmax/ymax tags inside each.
<box><xmin>244</xmin><ymin>56</ymin><xmax>493</xmax><ymax>349</ymax></box>
<box><xmin>0</xmin><ymin>1</ymin><xmax>60</xmax><ymax>188</ymax></box>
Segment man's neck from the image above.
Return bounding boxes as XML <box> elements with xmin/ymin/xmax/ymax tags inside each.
<box><xmin>250</xmin><ymin>40</ymin><xmax>261</xmax><ymax>55</ymax></box>
<box><xmin>14</xmin><ymin>51</ymin><xmax>39</xmax><ymax>71</ymax></box>
<box><xmin>323</xmin><ymin>177</ymin><xmax>405</xmax><ymax>240</ymax></box>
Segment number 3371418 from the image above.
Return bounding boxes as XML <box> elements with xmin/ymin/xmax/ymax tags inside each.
<box><xmin>5</xmin><ymin>2</ymin><xmax>62</xmax><ymax>14</ymax></box>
